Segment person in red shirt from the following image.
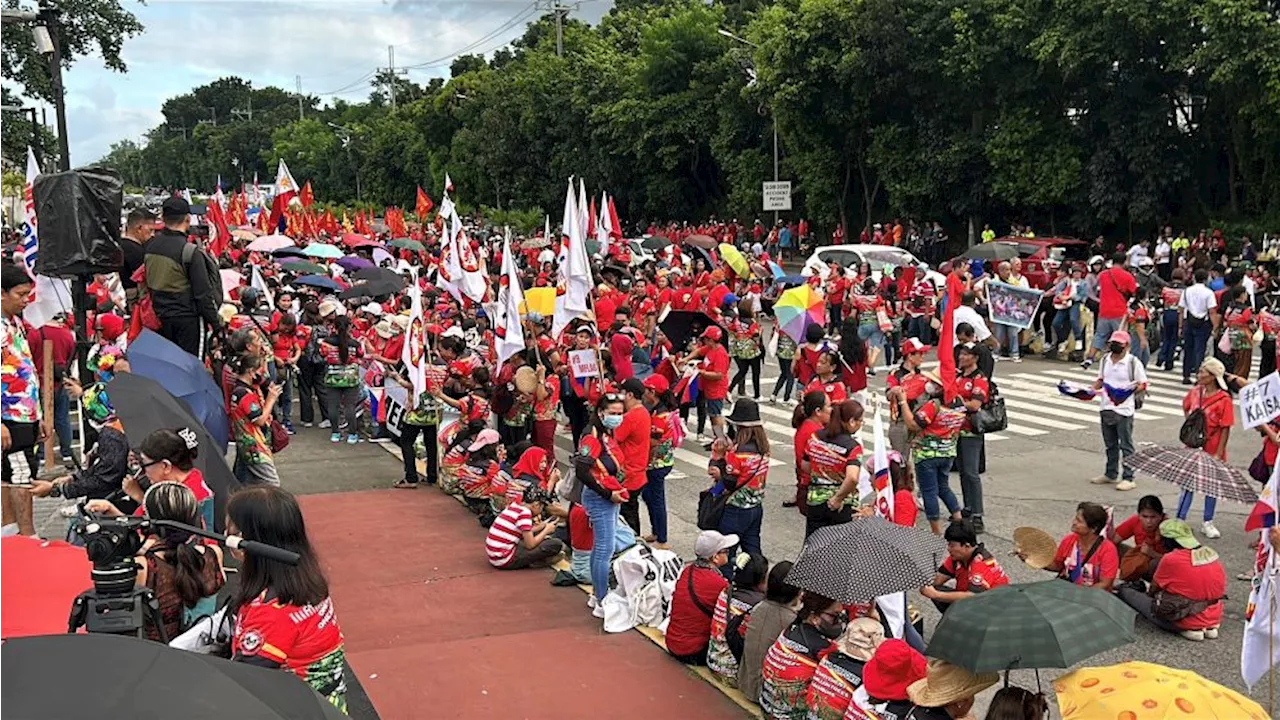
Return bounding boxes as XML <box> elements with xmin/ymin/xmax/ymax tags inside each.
<box><xmin>696</xmin><ymin>326</ymin><xmax>731</xmax><ymax>440</ymax></box>
<box><xmin>666</xmin><ymin>530</ymin><xmax>734</xmax><ymax>665</ymax></box>
<box><xmin>1176</xmin><ymin>357</ymin><xmax>1233</xmax><ymax>538</ymax></box>
<box><xmin>1082</xmin><ymin>254</ymin><xmax>1138</xmax><ymax>369</ymax></box>
<box><xmin>1116</xmin><ymin>519</ymin><xmax>1226</xmax><ymax>641</ymax></box>
<box><xmin>921</xmin><ymin>520</ymin><xmax>1009</xmax><ymax>613</ymax></box>
<box><xmin>614</xmin><ymin>378</ymin><xmax>652</xmax><ymax>534</ymax></box>
<box><xmin>802</xmin><ymin>350</ymin><xmax>848</xmax><ymax>404</ymax></box>
<box><xmin>825</xmin><ymin>265</ymin><xmax>850</xmax><ymax>326</ymax></box>
<box><xmin>269</xmin><ymin>314</ymin><xmax>304</xmax><ymax>433</ymax></box>
<box><xmin>1026</xmin><ymin>502</ymin><xmax>1118</xmax><ymax>591</ymax></box>
<box><xmin>788</xmin><ymin>391</ymin><xmax>830</xmax><ymax>513</ymax></box>
<box><xmin>28</xmin><ymin>316</ymin><xmax>77</xmax><ymax>461</ymax></box>
<box><xmin>1110</xmin><ymin>495</ymin><xmax>1167</xmax><ymax>582</ymax></box>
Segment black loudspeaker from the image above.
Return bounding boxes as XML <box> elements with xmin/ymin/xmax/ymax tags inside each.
<box><xmin>32</xmin><ymin>167</ymin><xmax>124</xmax><ymax>278</ymax></box>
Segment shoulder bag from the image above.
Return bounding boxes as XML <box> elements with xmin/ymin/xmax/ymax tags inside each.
<box><xmin>971</xmin><ymin>379</ymin><xmax>1008</xmax><ymax>434</ymax></box>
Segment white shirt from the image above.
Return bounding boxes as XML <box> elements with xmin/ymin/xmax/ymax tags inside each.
<box><xmin>1154</xmin><ymin>240</ymin><xmax>1171</xmax><ymax>263</ymax></box>
<box><xmin>1178</xmin><ymin>283</ymin><xmax>1218</xmax><ymax>320</ymax></box>
<box><xmin>538</xmin><ymin>249</ymin><xmax>555</xmax><ymax>265</ymax></box>
<box><xmin>1125</xmin><ymin>244</ymin><xmax>1149</xmax><ymax>265</ymax></box>
<box><xmin>1098</xmin><ymin>352</ymin><xmax>1147</xmax><ymax>417</ymax></box>
<box><xmin>951</xmin><ymin>305</ymin><xmax>991</xmax><ymax>344</ymax></box>
<box><xmin>1243</xmin><ymin>275</ymin><xmax>1257</xmax><ymax>306</ymax></box>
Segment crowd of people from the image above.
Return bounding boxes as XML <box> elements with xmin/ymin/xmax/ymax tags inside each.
<box><xmin>3</xmin><ymin>186</ymin><xmax>1277</xmax><ymax>718</ymax></box>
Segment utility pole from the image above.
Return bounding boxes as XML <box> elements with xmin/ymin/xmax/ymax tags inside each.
<box><xmin>34</xmin><ymin>3</ymin><xmax>70</xmax><ymax>171</ymax></box>
<box><xmin>535</xmin><ymin>0</ymin><xmax>577</xmax><ymax>57</ymax></box>
<box><xmin>231</xmin><ymin>95</ymin><xmax>253</xmax><ymax>122</ymax></box>
<box><xmin>296</xmin><ymin>74</ymin><xmax>304</xmax><ymax>120</ymax></box>
<box><xmin>379</xmin><ymin>45</ymin><xmax>408</xmax><ymax>111</ymax></box>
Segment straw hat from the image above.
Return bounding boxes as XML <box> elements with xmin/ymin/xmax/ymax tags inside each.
<box><xmin>318</xmin><ymin>299</ymin><xmax>341</xmax><ymax>318</ymax></box>
<box><xmin>906</xmin><ymin>659</ymin><xmax>999</xmax><ymax>708</ymax></box>
<box><xmin>1013</xmin><ymin>526</ymin><xmax>1058</xmax><ymax>570</ymax></box>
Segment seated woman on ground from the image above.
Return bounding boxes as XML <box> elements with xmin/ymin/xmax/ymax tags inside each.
<box><xmin>455</xmin><ymin>429</ymin><xmax>509</xmax><ymax>522</ymax></box>
<box><xmin>485</xmin><ymin>486</ymin><xmax>565</xmax><ymax>570</ymax></box>
<box><xmin>921</xmin><ymin>519</ymin><xmax>1009</xmax><ymax>613</ymax></box>
<box><xmin>1110</xmin><ymin>494</ymin><xmax>1167</xmax><ymax>583</ymax></box>
<box><xmin>707</xmin><ymin>552</ymin><xmax>770</xmax><ymax>686</ymax></box>
<box><xmin>134</xmin><ymin>482</ymin><xmax>225</xmax><ymax>642</ymax></box>
<box><xmin>1021</xmin><ymin>502</ymin><xmax>1118</xmax><ymax>591</ymax></box>
<box><xmin>1115</xmin><ymin>519</ymin><xmax>1226</xmax><ymax>642</ymax></box>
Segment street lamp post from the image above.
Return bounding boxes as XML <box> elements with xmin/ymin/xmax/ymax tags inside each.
<box><xmin>37</xmin><ymin>3</ymin><xmax>70</xmax><ymax>171</ymax></box>
<box><xmin>718</xmin><ymin>28</ymin><xmax>780</xmax><ymax>226</ymax></box>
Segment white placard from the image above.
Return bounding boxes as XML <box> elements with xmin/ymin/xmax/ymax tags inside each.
<box><xmin>1239</xmin><ymin>371</ymin><xmax>1280</xmax><ymax>429</ymax></box>
<box><xmin>762</xmin><ymin>181</ymin><xmax>792</xmax><ymax>211</ymax></box>
<box><xmin>568</xmin><ymin>349</ymin><xmax>599</xmax><ymax>379</ymax></box>
<box><xmin>382</xmin><ymin>384</ymin><xmax>409</xmax><ymax>438</ymax></box>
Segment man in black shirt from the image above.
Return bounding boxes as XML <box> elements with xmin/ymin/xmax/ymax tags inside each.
<box><xmin>953</xmin><ymin>323</ymin><xmax>994</xmax><ymax>379</ymax></box>
<box><xmin>119</xmin><ymin>208</ymin><xmax>154</xmax><ymax>304</ymax></box>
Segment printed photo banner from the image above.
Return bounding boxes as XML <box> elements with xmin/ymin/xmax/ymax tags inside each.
<box><xmin>987</xmin><ymin>280</ymin><xmax>1043</xmax><ymax>330</ymax></box>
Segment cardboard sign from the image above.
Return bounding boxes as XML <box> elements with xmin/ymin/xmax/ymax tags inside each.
<box><xmin>1240</xmin><ymin>371</ymin><xmax>1280</xmax><ymax>429</ymax></box>
<box><xmin>568</xmin><ymin>349</ymin><xmax>599</xmax><ymax>379</ymax></box>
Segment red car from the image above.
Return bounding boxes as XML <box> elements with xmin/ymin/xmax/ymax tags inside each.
<box><xmin>991</xmin><ymin>236</ymin><xmax>1089</xmax><ymax>289</ymax></box>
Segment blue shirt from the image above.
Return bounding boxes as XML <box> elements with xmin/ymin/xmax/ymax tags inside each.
<box><xmin>779</xmin><ymin>228</ymin><xmax>792</xmax><ymax>247</ymax></box>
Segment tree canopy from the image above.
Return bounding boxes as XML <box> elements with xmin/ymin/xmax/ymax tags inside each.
<box><xmin>92</xmin><ymin>0</ymin><xmax>1279</xmax><ymax>240</ymax></box>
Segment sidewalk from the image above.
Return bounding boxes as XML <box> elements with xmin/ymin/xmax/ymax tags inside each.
<box><xmin>294</xmin><ymin>438</ymin><xmax>746</xmax><ymax>720</ymax></box>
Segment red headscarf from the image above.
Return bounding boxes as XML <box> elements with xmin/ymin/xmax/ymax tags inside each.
<box><xmin>610</xmin><ymin>332</ymin><xmax>635</xmax><ymax>381</ymax></box>
<box><xmin>510</xmin><ymin>447</ymin><xmax>552</xmax><ymax>486</ymax></box>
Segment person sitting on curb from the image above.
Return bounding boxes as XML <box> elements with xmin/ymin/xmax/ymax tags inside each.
<box><xmin>905</xmin><ymin>659</ymin><xmax>999</xmax><ymax>720</ymax></box>
<box><xmin>805</xmin><ymin>617</ymin><xmax>886</xmax><ymax>720</ymax></box>
<box><xmin>484</xmin><ymin>486</ymin><xmax>564</xmax><ymax>570</ymax></box>
<box><xmin>665</xmin><ymin>530</ymin><xmax>735</xmax><ymax>665</ymax></box>
<box><xmin>921</xmin><ymin>520</ymin><xmax>1009</xmax><ymax>613</ymax></box>
<box><xmin>1115</xmin><ymin>519</ymin><xmax>1225</xmax><ymax>642</ymax></box>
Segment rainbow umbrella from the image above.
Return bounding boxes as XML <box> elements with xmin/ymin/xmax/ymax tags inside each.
<box><xmin>775</xmin><ymin>284</ymin><xmax>826</xmax><ymax>342</ymax></box>
<box><xmin>718</xmin><ymin>243</ymin><xmax>751</xmax><ymax>279</ymax></box>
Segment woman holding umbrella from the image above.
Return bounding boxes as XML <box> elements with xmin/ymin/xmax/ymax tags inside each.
<box><xmin>803</xmin><ymin>399</ymin><xmax>865</xmax><ymax>537</ymax></box>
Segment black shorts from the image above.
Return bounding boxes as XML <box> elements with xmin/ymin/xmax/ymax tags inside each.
<box><xmin>2</xmin><ymin>420</ymin><xmax>39</xmax><ymax>486</ymax></box>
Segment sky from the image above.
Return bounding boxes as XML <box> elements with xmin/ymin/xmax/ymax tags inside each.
<box><xmin>35</xmin><ymin>0</ymin><xmax>608</xmax><ymax>165</ymax></box>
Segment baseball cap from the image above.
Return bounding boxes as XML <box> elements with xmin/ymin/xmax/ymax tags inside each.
<box><xmin>161</xmin><ymin>195</ymin><xmax>191</xmax><ymax>219</ymax></box>
<box><xmin>1108</xmin><ymin>330</ymin><xmax>1130</xmax><ymax>345</ymax></box>
<box><xmin>700</xmin><ymin>325</ymin><xmax>723</xmax><ymax>342</ymax></box>
<box><xmin>1158</xmin><ymin>519</ymin><xmax>1198</xmax><ymax>549</ymax></box>
<box><xmin>694</xmin><ymin>530</ymin><xmax>739</xmax><ymax>560</ymax></box>
<box><xmin>467</xmin><ymin>428</ymin><xmax>501</xmax><ymax>452</ymax></box>
<box><xmin>642</xmin><ymin>375</ymin><xmax>670</xmax><ymax>394</ymax></box>
<box><xmin>620</xmin><ymin>377</ymin><xmax>646</xmax><ymax>398</ymax></box>
<box><xmin>901</xmin><ymin>338</ymin><xmax>932</xmax><ymax>355</ymax></box>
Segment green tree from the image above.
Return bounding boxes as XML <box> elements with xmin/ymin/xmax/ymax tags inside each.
<box><xmin>0</xmin><ymin>0</ymin><xmax>143</xmax><ymax>103</ymax></box>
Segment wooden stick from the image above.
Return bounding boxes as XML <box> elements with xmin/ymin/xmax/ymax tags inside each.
<box><xmin>40</xmin><ymin>340</ymin><xmax>56</xmax><ymax>472</ymax></box>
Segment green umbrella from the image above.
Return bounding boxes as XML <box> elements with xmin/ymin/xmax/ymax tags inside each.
<box><xmin>927</xmin><ymin>580</ymin><xmax>1136</xmax><ymax>673</ymax></box>
<box><xmin>389</xmin><ymin>238</ymin><xmax>424</xmax><ymax>251</ymax></box>
<box><xmin>279</xmin><ymin>260</ymin><xmax>326</xmax><ymax>274</ymax></box>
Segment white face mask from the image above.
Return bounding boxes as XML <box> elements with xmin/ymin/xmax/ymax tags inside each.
<box><xmin>925</xmin><ymin>381</ymin><xmax>942</xmax><ymax>396</ymax></box>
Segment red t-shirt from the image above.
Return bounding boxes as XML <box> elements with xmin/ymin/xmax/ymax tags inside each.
<box><xmin>893</xmin><ymin>488</ymin><xmax>918</xmax><ymax>527</ymax></box>
<box><xmin>708</xmin><ymin>284</ymin><xmax>731</xmax><ymax>314</ymax></box>
<box><xmin>699</xmin><ymin>344</ymin><xmax>731</xmax><ymax>400</ymax></box>
<box><xmin>1054</xmin><ymin>534</ymin><xmax>1119</xmax><ymax>588</ymax></box>
<box><xmin>232</xmin><ymin>592</ymin><xmax>345</xmax><ymax>701</ymax></box>
<box><xmin>614</xmin><ymin>405</ymin><xmax>652</xmax><ymax>492</ymax></box>
<box><xmin>568</xmin><ymin>503</ymin><xmax>593</xmax><ymax>551</ymax></box>
<box><xmin>939</xmin><ymin>545</ymin><xmax>1010</xmax><ymax>592</ymax></box>
<box><xmin>1153</xmin><ymin>549</ymin><xmax>1226</xmax><ymax>630</ymax></box>
<box><xmin>595</xmin><ymin>294</ymin><xmax>618</xmax><ymax>331</ymax></box>
<box><xmin>794</xmin><ymin>418</ymin><xmax>822</xmax><ymax>488</ymax></box>
<box><xmin>1097</xmin><ymin>267</ymin><xmax>1138</xmax><ymax>320</ymax></box>
<box><xmin>1113</xmin><ymin>514</ymin><xmax>1164</xmax><ymax>559</ymax></box>
<box><xmin>804</xmin><ymin>377</ymin><xmax>848</xmax><ymax>404</ymax></box>
<box><xmin>666</xmin><ymin>564</ymin><xmax>729</xmax><ymax>656</ymax></box>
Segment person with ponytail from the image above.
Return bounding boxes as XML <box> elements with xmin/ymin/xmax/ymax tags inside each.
<box><xmin>228</xmin><ymin>351</ymin><xmax>282</xmax><ymax>487</ymax></box>
<box><xmin>135</xmin><ymin>482</ymin><xmax>225</xmax><ymax>642</ymax></box>
<box><xmin>788</xmin><ymin>391</ymin><xmax>831</xmax><ymax>513</ymax></box>
<box><xmin>803</xmin><ymin>399</ymin><xmax>865</xmax><ymax>537</ymax></box>
<box><xmin>318</xmin><ymin>314</ymin><xmax>365</xmax><ymax>444</ymax></box>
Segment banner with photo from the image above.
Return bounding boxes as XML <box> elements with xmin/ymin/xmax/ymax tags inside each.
<box><xmin>987</xmin><ymin>281</ymin><xmax>1043</xmax><ymax>330</ymax></box>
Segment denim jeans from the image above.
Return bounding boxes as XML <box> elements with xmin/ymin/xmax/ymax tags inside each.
<box><xmin>718</xmin><ymin>503</ymin><xmax>764</xmax><ymax>581</ymax></box>
<box><xmin>772</xmin><ymin>356</ymin><xmax>796</xmax><ymax>401</ymax></box>
<box><xmin>906</xmin><ymin>316</ymin><xmax>933</xmax><ymax>345</ymax></box>
<box><xmin>1157</xmin><ymin>309</ymin><xmax>1180</xmax><ymax>369</ymax></box>
<box><xmin>956</xmin><ymin>435</ymin><xmax>984</xmax><ymax>517</ymax></box>
<box><xmin>1176</xmin><ymin>489</ymin><xmax>1217</xmax><ymax>522</ymax></box>
<box><xmin>914</xmin><ymin>455</ymin><xmax>960</xmax><ymax>521</ymax></box>
<box><xmin>858</xmin><ymin>323</ymin><xmax>886</xmax><ymax>351</ymax></box>
<box><xmin>992</xmin><ymin>323</ymin><xmax>1020</xmax><ymax>358</ymax></box>
<box><xmin>580</xmin><ymin>489</ymin><xmax>620</xmax><ymax>601</ymax></box>
<box><xmin>1182</xmin><ymin>318</ymin><xmax>1212</xmax><ymax>381</ymax></box>
<box><xmin>1052</xmin><ymin>305</ymin><xmax>1082</xmax><ymax>351</ymax></box>
<box><xmin>642</xmin><ymin>467</ymin><xmax>671</xmax><ymax>543</ymax></box>
<box><xmin>1100</xmin><ymin>413</ymin><xmax>1135</xmax><ymax>480</ymax></box>
<box><xmin>1092</xmin><ymin>316</ymin><xmax>1125</xmax><ymax>351</ymax></box>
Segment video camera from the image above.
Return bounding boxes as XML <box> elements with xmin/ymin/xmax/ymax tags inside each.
<box><xmin>67</xmin><ymin>499</ymin><xmax>300</xmax><ymax>642</ymax></box>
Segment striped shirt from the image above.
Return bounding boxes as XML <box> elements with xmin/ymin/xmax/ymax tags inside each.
<box><xmin>485</xmin><ymin>502</ymin><xmax>532</xmax><ymax>567</ymax></box>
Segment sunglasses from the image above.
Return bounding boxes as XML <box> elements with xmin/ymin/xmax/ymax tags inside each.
<box><xmin>602</xmin><ymin>392</ymin><xmax>623</xmax><ymax>402</ymax></box>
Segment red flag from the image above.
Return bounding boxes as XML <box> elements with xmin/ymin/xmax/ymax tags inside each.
<box><xmin>300</xmin><ymin>180</ymin><xmax>315</xmax><ymax>208</ymax></box>
<box><xmin>607</xmin><ymin>195</ymin><xmax>623</xmax><ymax>240</ymax></box>
<box><xmin>415</xmin><ymin>186</ymin><xmax>434</xmax><ymax>220</ymax></box>
<box><xmin>587</xmin><ymin>196</ymin><xmax>597</xmax><ymax>238</ymax></box>
<box><xmin>256</xmin><ymin>207</ymin><xmax>270</xmax><ymax>234</ymax></box>
<box><xmin>206</xmin><ymin>197</ymin><xmax>231</xmax><ymax>256</ymax></box>
<box><xmin>938</xmin><ymin>269</ymin><xmax>965</xmax><ymax>403</ymax></box>
<box><xmin>301</xmin><ymin>209</ymin><xmax>318</xmax><ymax>239</ymax></box>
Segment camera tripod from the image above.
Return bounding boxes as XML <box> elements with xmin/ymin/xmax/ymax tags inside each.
<box><xmin>66</xmin><ymin>562</ymin><xmax>168</xmax><ymax>643</ymax></box>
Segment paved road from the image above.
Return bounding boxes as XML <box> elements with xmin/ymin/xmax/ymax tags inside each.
<box><xmin>548</xmin><ymin>351</ymin><xmax>1275</xmax><ymax>710</ymax></box>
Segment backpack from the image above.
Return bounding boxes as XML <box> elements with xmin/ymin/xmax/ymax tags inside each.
<box><xmin>1180</xmin><ymin>389</ymin><xmax>1226</xmax><ymax>449</ymax></box>
<box><xmin>130</xmin><ymin>242</ymin><xmax>224</xmax><ymax>341</ymax></box>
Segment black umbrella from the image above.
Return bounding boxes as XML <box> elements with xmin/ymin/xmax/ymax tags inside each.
<box><xmin>962</xmin><ymin>242</ymin><xmax>1020</xmax><ymax>261</ymax></box>
<box><xmin>272</xmin><ymin>246</ymin><xmax>309</xmax><ymax>259</ymax></box>
<box><xmin>785</xmin><ymin>517</ymin><xmax>946</xmax><ymax>604</ymax></box>
<box><xmin>352</xmin><ymin>266</ymin><xmax>405</xmax><ymax>284</ymax></box>
<box><xmin>641</xmin><ymin>235</ymin><xmax>671</xmax><ymax>250</ymax></box>
<box><xmin>2</xmin><ymin>634</ymin><xmax>347</xmax><ymax>719</ymax></box>
<box><xmin>659</xmin><ymin>310</ymin><xmax>726</xmax><ymax>352</ymax></box>
<box><xmin>685</xmin><ymin>244</ymin><xmax>714</xmax><ymax>270</ymax></box>
<box><xmin>338</xmin><ymin>278</ymin><xmax>401</xmax><ymax>300</ymax></box>
<box><xmin>106</xmin><ymin>372</ymin><xmax>239</xmax><ymax>532</ymax></box>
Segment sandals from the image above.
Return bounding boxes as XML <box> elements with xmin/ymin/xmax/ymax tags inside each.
<box><xmin>394</xmin><ymin>480</ymin><xmax>419</xmax><ymax>489</ymax></box>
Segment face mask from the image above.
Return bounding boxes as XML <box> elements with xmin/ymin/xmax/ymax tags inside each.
<box><xmin>925</xmin><ymin>381</ymin><xmax>941</xmax><ymax>396</ymax></box>
<box><xmin>817</xmin><ymin>618</ymin><xmax>846</xmax><ymax>640</ymax></box>
<box><xmin>1109</xmin><ymin>342</ymin><xmax>1125</xmax><ymax>354</ymax></box>
<box><xmin>602</xmin><ymin>415</ymin><xmax>623</xmax><ymax>430</ymax></box>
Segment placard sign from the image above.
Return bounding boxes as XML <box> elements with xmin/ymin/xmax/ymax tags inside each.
<box><xmin>382</xmin><ymin>384</ymin><xmax>409</xmax><ymax>438</ymax></box>
<box><xmin>568</xmin><ymin>349</ymin><xmax>599</xmax><ymax>379</ymax></box>
<box><xmin>762</xmin><ymin>181</ymin><xmax>792</xmax><ymax>211</ymax></box>
<box><xmin>1239</xmin><ymin>371</ymin><xmax>1280</xmax><ymax>429</ymax></box>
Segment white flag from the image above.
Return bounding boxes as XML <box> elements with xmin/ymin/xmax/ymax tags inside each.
<box><xmin>401</xmin><ymin>272</ymin><xmax>428</xmax><ymax>399</ymax></box>
<box><xmin>1242</xmin><ymin>463</ymin><xmax>1280</xmax><ymax>689</ymax></box>
<box><xmin>436</xmin><ymin>194</ymin><xmax>464</xmax><ymax>303</ymax></box>
<box><xmin>250</xmin><ymin>264</ymin><xmax>275</xmax><ymax>310</ymax></box>
<box><xmin>596</xmin><ymin>191</ymin><xmax>612</xmax><ymax>259</ymax></box>
<box><xmin>556</xmin><ymin>178</ymin><xmax>574</xmax><ymax>272</ymax></box>
<box><xmin>495</xmin><ymin>230</ymin><xmax>526</xmax><ymax>371</ymax></box>
<box><xmin>553</xmin><ymin>178</ymin><xmax>592</xmax><ymax>338</ymax></box>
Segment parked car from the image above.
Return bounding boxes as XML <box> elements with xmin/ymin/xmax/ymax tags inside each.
<box><xmin>801</xmin><ymin>244</ymin><xmax>946</xmax><ymax>288</ymax></box>
<box><xmin>990</xmin><ymin>236</ymin><xmax>1089</xmax><ymax>289</ymax></box>
<box><xmin>625</xmin><ymin>238</ymin><xmax>657</xmax><ymax>267</ymax></box>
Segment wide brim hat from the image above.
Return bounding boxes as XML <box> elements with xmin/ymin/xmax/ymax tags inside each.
<box><xmin>862</xmin><ymin>639</ymin><xmax>927</xmax><ymax>701</ymax></box>
<box><xmin>906</xmin><ymin>659</ymin><xmax>999</xmax><ymax>708</ymax></box>
<box><xmin>1013</xmin><ymin>526</ymin><xmax>1058</xmax><ymax>570</ymax></box>
<box><xmin>725</xmin><ymin>398</ymin><xmax>762</xmax><ymax>427</ymax></box>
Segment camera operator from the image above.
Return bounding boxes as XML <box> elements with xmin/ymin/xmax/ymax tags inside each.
<box><xmin>86</xmin><ymin>428</ymin><xmax>214</xmax><ymax>530</ymax></box>
<box><xmin>226</xmin><ymin>486</ymin><xmax>348</xmax><ymax>712</ymax></box>
<box><xmin>29</xmin><ymin>381</ymin><xmax>136</xmax><ymax>519</ymax></box>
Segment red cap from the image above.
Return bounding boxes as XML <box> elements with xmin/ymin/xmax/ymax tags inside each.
<box><xmin>96</xmin><ymin>313</ymin><xmax>125</xmax><ymax>342</ymax></box>
<box><xmin>642</xmin><ymin>375</ymin><xmax>670</xmax><ymax>394</ymax></box>
<box><xmin>700</xmin><ymin>325</ymin><xmax>723</xmax><ymax>342</ymax></box>
<box><xmin>900</xmin><ymin>337</ymin><xmax>932</xmax><ymax>356</ymax></box>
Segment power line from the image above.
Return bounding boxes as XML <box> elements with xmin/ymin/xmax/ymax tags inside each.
<box><xmin>400</xmin><ymin>3</ymin><xmax>538</xmax><ymax>70</ymax></box>
<box><xmin>315</xmin><ymin>70</ymin><xmax>378</xmax><ymax>97</ymax></box>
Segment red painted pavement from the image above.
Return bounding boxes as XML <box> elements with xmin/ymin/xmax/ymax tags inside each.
<box><xmin>300</xmin><ymin>489</ymin><xmax>747</xmax><ymax>720</ymax></box>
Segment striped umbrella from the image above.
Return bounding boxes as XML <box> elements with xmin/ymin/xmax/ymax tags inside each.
<box><xmin>1124</xmin><ymin>445</ymin><xmax>1258</xmax><ymax>504</ymax></box>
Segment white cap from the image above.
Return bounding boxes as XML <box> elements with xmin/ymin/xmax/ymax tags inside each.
<box><xmin>362</xmin><ymin>302</ymin><xmax>384</xmax><ymax>316</ymax></box>
<box><xmin>694</xmin><ymin>530</ymin><xmax>739</xmax><ymax>560</ymax></box>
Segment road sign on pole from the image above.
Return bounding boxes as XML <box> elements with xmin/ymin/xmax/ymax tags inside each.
<box><xmin>762</xmin><ymin>181</ymin><xmax>792</xmax><ymax>211</ymax></box>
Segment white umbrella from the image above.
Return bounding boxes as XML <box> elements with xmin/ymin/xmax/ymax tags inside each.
<box><xmin>246</xmin><ymin>234</ymin><xmax>294</xmax><ymax>252</ymax></box>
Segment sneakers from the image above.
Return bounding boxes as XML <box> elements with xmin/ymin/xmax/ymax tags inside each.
<box><xmin>668</xmin><ymin>470</ymin><xmax>687</xmax><ymax>480</ymax></box>
<box><xmin>1179</xmin><ymin>630</ymin><xmax>1205</xmax><ymax>642</ymax></box>
<box><xmin>303</xmin><ymin>422</ymin><xmax>314</xmax><ymax>428</ymax></box>
<box><xmin>319</xmin><ymin>419</ymin><xmax>332</xmax><ymax>429</ymax></box>
<box><xmin>284</xmin><ymin>422</ymin><xmax>296</xmax><ymax>435</ymax></box>
<box><xmin>1080</xmin><ymin>358</ymin><xmax>1094</xmax><ymax>370</ymax></box>
<box><xmin>592</xmin><ymin>604</ymin><xmax>606</xmax><ymax>619</ymax></box>
<box><xmin>347</xmin><ymin>434</ymin><xmax>360</xmax><ymax>444</ymax></box>
<box><xmin>330</xmin><ymin>433</ymin><xmax>341</xmax><ymax>443</ymax></box>
<box><xmin>767</xmin><ymin>396</ymin><xmax>778</xmax><ymax>405</ymax></box>
<box><xmin>1115</xmin><ymin>480</ymin><xmax>1137</xmax><ymax>491</ymax></box>
<box><xmin>1204</xmin><ymin>626</ymin><xmax>1219</xmax><ymax>639</ymax></box>
<box><xmin>1201</xmin><ymin>521</ymin><xmax>1221</xmax><ymax>539</ymax></box>
<box><xmin>1090</xmin><ymin>475</ymin><xmax>1116</xmax><ymax>485</ymax></box>
<box><xmin>1011</xmin><ymin>356</ymin><xmax>1022</xmax><ymax>363</ymax></box>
